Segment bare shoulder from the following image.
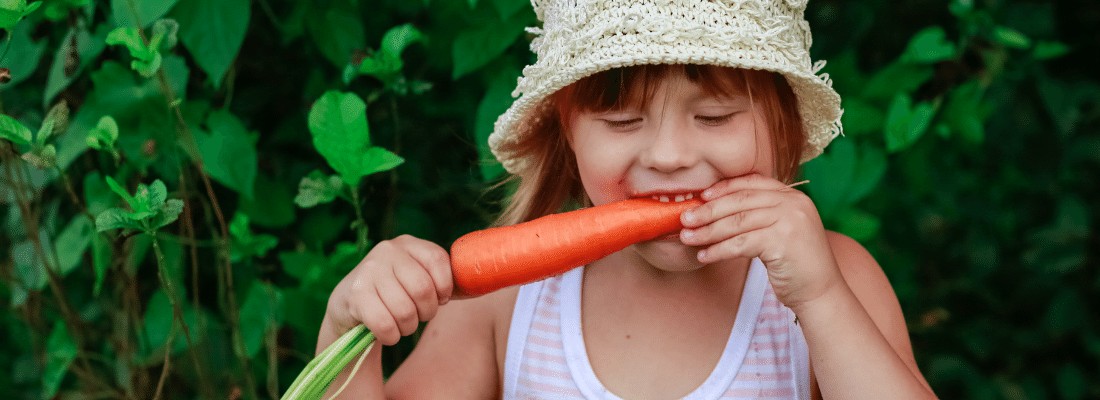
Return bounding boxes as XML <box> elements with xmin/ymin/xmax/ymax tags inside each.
<box><xmin>825</xmin><ymin>231</ymin><xmax>883</xmax><ymax>280</ymax></box>
<box><xmin>385</xmin><ymin>286</ymin><xmax>519</xmax><ymax>399</ymax></box>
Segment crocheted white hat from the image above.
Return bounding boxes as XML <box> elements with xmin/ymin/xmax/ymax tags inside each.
<box><xmin>489</xmin><ymin>0</ymin><xmax>843</xmax><ymax>175</ymax></box>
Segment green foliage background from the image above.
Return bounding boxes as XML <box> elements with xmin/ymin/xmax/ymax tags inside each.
<box><xmin>0</xmin><ymin>0</ymin><xmax>1097</xmax><ymax>398</ymax></box>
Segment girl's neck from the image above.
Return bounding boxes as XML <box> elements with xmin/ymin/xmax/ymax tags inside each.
<box><xmin>587</xmin><ymin>251</ymin><xmax>753</xmax><ymax>300</ymax></box>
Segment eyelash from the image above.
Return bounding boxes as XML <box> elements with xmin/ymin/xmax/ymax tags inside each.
<box><xmin>601</xmin><ymin>112</ymin><xmax>736</xmax><ymax>129</ymax></box>
<box><xmin>603</xmin><ymin>118</ymin><xmax>642</xmax><ymax>129</ymax></box>
<box><xmin>696</xmin><ymin>113</ymin><xmax>736</xmax><ymax>126</ymax></box>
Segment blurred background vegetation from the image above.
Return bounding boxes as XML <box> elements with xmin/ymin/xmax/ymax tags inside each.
<box><xmin>0</xmin><ymin>0</ymin><xmax>1096</xmax><ymax>398</ymax></box>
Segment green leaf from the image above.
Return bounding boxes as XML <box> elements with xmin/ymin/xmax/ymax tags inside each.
<box><xmin>99</xmin><ymin>178</ymin><xmax>182</xmax><ymax>231</ymax></box>
<box><xmin>306</xmin><ymin>4</ymin><xmax>364</xmax><ymax>67</ymax></box>
<box><xmin>238</xmin><ymin>174</ymin><xmax>296</xmax><ymax>228</ymax></box>
<box><xmin>138</xmin><ymin>180</ymin><xmax>169</xmax><ymax>217</ymax></box>
<box><xmin>36</xmin><ymin>101</ymin><xmax>71</xmax><ymax>144</ymax></box>
<box><xmin>352</xmin><ymin>24</ymin><xmax>425</xmax><ymax>86</ymax></box>
<box><xmin>0</xmin><ymin>114</ymin><xmax>32</xmax><ymax>146</ymax></box>
<box><xmin>105</xmin><ymin>27</ymin><xmax>151</xmax><ymax>59</ymax></box>
<box><xmin>1056</xmin><ymin>364</ymin><xmax>1086</xmax><ymax>400</ymax></box>
<box><xmin>173</xmin><ymin>0</ymin><xmax>249</xmax><ymax>87</ymax></box>
<box><xmin>148</xmin><ymin>18</ymin><xmax>179</xmax><ymax>51</ymax></box>
<box><xmin>45</xmin><ymin>26</ymin><xmax>108</xmax><ymax>106</ymax></box>
<box><xmin>106</xmin><ymin>27</ymin><xmax>163</xmax><ymax>77</ymax></box>
<box><xmin>140</xmin><ymin>290</ymin><xmax>175</xmax><ymax>355</ymax></box>
<box><xmin>239</xmin><ymin>282</ymin><xmax>284</xmax><ymax>357</ymax></box>
<box><xmin>802</xmin><ymin>138</ymin><xmax>886</xmax><ymax>222</ymax></box>
<box><xmin>193</xmin><ymin>110</ymin><xmax>258</xmax><ymax>199</ymax></box>
<box><xmin>86</xmin><ymin>115</ymin><xmax>120</xmax><ymax>153</ymax></box>
<box><xmin>1023</xmin><ymin>197</ymin><xmax>1089</xmax><ymax>274</ymax></box>
<box><xmin>862</xmin><ymin>62</ymin><xmax>933</xmax><ymax>101</ymax></box>
<box><xmin>21</xmin><ymin>143</ymin><xmax>57</xmax><ymax>169</ymax></box>
<box><xmin>451</xmin><ymin>18</ymin><xmax>526</xmax><ymax>79</ymax></box>
<box><xmin>55</xmin><ymin>217</ymin><xmax>94</xmax><ymax>276</ymax></box>
<box><xmin>12</xmin><ymin>233</ymin><xmax>51</xmax><ymax>291</ymax></box>
<box><xmin>42</xmin><ymin>321</ymin><xmax>77</xmax><ymax>398</ymax></box>
<box><xmin>308</xmin><ymin>91</ymin><xmax>374</xmax><ymax>185</ymax></box>
<box><xmin>380</xmin><ymin>23</ymin><xmax>424</xmax><ymax>58</ymax></box>
<box><xmin>91</xmin><ymin>233</ymin><xmax>111</xmax><ymax>296</ymax></box>
<box><xmin>359</xmin><ymin>147</ymin><xmax>405</xmax><ymax>177</ymax></box>
<box><xmin>836</xmin><ymin>208</ymin><xmax>881</xmax><ymax>242</ymax></box>
<box><xmin>294</xmin><ymin>170</ymin><xmax>344</xmax><ymax>208</ymax></box>
<box><xmin>1044</xmin><ymin>290</ymin><xmax>1085</xmax><ymax>337</ymax></box>
<box><xmin>111</xmin><ymin>0</ymin><xmax>178</xmax><ymax>28</ymax></box>
<box><xmin>847</xmin><ymin>145</ymin><xmax>886</xmax><ymax>204</ymax></box>
<box><xmin>0</xmin><ymin>20</ymin><xmax>46</xmax><ymax>87</ymax></box>
<box><xmin>104</xmin><ymin>175</ymin><xmax>136</xmax><ymax>208</ymax></box>
<box><xmin>41</xmin><ymin>0</ymin><xmax>88</xmax><ymax>21</ymax></box>
<box><xmin>948</xmin><ymin>0</ymin><xmax>973</xmax><ymax>16</ymax></box>
<box><xmin>147</xmin><ymin>199</ymin><xmax>183</xmax><ymax>230</ymax></box>
<box><xmin>229</xmin><ymin>213</ymin><xmax>278</xmax><ymax>262</ymax></box>
<box><xmin>802</xmin><ymin>138</ymin><xmax>855</xmax><ymax>217</ymax></box>
<box><xmin>943</xmin><ymin>80</ymin><xmax>986</xmax><ymax>144</ymax></box>
<box><xmin>0</xmin><ymin>0</ymin><xmax>40</xmax><ymax>31</ymax></box>
<box><xmin>838</xmin><ymin>98</ymin><xmax>884</xmax><ymax>137</ymax></box>
<box><xmin>991</xmin><ymin>25</ymin><xmax>1031</xmax><ymax>49</ymax></box>
<box><xmin>474</xmin><ymin>66</ymin><xmax>519</xmax><ymax>181</ymax></box>
<box><xmin>901</xmin><ymin>26</ymin><xmax>956</xmax><ymax>64</ymax></box>
<box><xmin>1033</xmin><ymin>41</ymin><xmax>1070</xmax><ymax>60</ymax></box>
<box><xmin>884</xmin><ymin>94</ymin><xmax>938</xmax><ymax>152</ymax></box>
<box><xmin>490</xmin><ymin>0</ymin><xmax>526</xmax><ymax>19</ymax></box>
<box><xmin>95</xmin><ymin>207</ymin><xmax>137</xmax><ymax>232</ymax></box>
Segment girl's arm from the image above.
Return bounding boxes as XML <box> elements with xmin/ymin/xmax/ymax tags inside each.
<box><xmin>314</xmin><ymin>235</ymin><xmax>505</xmax><ymax>399</ymax></box>
<box><xmin>384</xmin><ymin>288</ymin><xmax>514</xmax><ymax>399</ymax></box>
<box><xmin>316</xmin><ymin>292</ymin><xmax>505</xmax><ymax>399</ymax></box>
<box><xmin>800</xmin><ymin>232</ymin><xmax>934</xmax><ymax>399</ymax></box>
<box><xmin>679</xmin><ymin>174</ymin><xmax>934</xmax><ymax>398</ymax></box>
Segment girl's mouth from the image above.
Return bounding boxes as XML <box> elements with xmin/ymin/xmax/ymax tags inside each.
<box><xmin>647</xmin><ymin>192</ymin><xmax>697</xmax><ymax>203</ymax></box>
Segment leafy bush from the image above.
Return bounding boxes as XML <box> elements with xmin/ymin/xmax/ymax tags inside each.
<box><xmin>0</xmin><ymin>0</ymin><xmax>1096</xmax><ymax>398</ymax></box>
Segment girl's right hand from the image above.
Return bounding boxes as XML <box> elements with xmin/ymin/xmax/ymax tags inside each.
<box><xmin>322</xmin><ymin>235</ymin><xmax>454</xmax><ymax>346</ymax></box>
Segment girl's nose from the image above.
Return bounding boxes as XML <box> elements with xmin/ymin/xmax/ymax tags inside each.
<box><xmin>637</xmin><ymin>119</ymin><xmax>698</xmax><ymax>173</ymax></box>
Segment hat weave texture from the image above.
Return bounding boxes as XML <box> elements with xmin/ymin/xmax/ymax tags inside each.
<box><xmin>489</xmin><ymin>0</ymin><xmax>844</xmax><ymax>175</ymax></box>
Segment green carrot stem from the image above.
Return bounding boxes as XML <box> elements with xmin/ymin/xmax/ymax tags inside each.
<box><xmin>282</xmin><ymin>325</ymin><xmax>376</xmax><ymax>399</ymax></box>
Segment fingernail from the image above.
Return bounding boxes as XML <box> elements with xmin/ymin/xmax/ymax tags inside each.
<box><xmin>680</xmin><ymin>229</ymin><xmax>695</xmax><ymax>241</ymax></box>
<box><xmin>697</xmin><ymin>250</ymin><xmax>709</xmax><ymax>262</ymax></box>
<box><xmin>702</xmin><ymin>189</ymin><xmax>715</xmax><ymax>200</ymax></box>
<box><xmin>682</xmin><ymin>211</ymin><xmax>696</xmax><ymax>224</ymax></box>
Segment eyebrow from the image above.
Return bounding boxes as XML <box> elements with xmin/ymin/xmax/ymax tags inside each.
<box><xmin>683</xmin><ymin>90</ymin><xmax>749</xmax><ymax>107</ymax></box>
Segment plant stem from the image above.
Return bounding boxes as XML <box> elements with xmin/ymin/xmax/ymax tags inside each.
<box><xmin>1</xmin><ymin>143</ymin><xmax>111</xmax><ymax>392</ymax></box>
<box><xmin>151</xmin><ymin>321</ymin><xmax>176</xmax><ymax>400</ymax></box>
<box><xmin>177</xmin><ymin>170</ymin><xmax>215</xmax><ymax>398</ymax></box>
<box><xmin>0</xmin><ymin>33</ymin><xmax>12</xmax><ymax>65</ymax></box>
<box><xmin>349</xmin><ymin>185</ymin><xmax>369</xmax><ymax>253</ymax></box>
<box><xmin>382</xmin><ymin>96</ymin><xmax>402</xmax><ymax>239</ymax></box>
<box><xmin>120</xmin><ymin>1</ymin><xmax>254</xmax><ymax>395</ymax></box>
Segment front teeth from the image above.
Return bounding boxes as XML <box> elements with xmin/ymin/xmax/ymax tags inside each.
<box><xmin>651</xmin><ymin>193</ymin><xmax>694</xmax><ymax>202</ymax></box>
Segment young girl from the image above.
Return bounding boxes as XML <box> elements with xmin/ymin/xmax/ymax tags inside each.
<box><xmin>318</xmin><ymin>0</ymin><xmax>936</xmax><ymax>398</ymax></box>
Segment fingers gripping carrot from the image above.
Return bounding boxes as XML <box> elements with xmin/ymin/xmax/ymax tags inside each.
<box><xmin>450</xmin><ymin>198</ymin><xmax>703</xmax><ymax>296</ymax></box>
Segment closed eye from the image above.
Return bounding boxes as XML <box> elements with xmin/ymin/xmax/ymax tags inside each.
<box><xmin>696</xmin><ymin>113</ymin><xmax>737</xmax><ymax>126</ymax></box>
<box><xmin>602</xmin><ymin>118</ymin><xmax>642</xmax><ymax>129</ymax></box>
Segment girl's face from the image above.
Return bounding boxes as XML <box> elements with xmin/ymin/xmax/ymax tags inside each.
<box><xmin>568</xmin><ymin>71</ymin><xmax>776</xmax><ymax>272</ymax></box>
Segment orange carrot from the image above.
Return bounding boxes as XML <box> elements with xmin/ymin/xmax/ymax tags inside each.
<box><xmin>450</xmin><ymin>197</ymin><xmax>703</xmax><ymax>296</ymax></box>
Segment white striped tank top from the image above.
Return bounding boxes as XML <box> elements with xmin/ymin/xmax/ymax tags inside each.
<box><xmin>502</xmin><ymin>258</ymin><xmax>811</xmax><ymax>399</ymax></box>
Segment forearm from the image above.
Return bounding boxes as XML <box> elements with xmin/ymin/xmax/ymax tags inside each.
<box><xmin>793</xmin><ymin>282</ymin><xmax>934</xmax><ymax>399</ymax></box>
<box><xmin>316</xmin><ymin>318</ymin><xmax>386</xmax><ymax>399</ymax></box>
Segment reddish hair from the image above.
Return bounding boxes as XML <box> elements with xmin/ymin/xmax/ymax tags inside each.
<box><xmin>495</xmin><ymin>65</ymin><xmax>806</xmax><ymax>226</ymax></box>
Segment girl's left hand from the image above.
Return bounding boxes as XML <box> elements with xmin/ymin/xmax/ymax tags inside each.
<box><xmin>679</xmin><ymin>173</ymin><xmax>845</xmax><ymax>310</ymax></box>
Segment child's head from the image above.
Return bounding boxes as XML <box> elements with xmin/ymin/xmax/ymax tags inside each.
<box><xmin>491</xmin><ymin>0</ymin><xmax>842</xmax><ymax>224</ymax></box>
